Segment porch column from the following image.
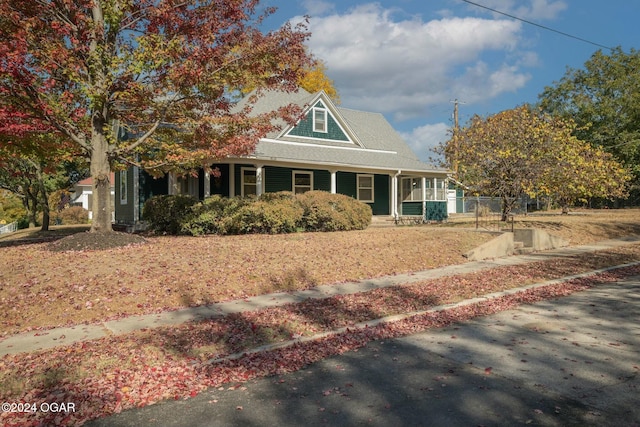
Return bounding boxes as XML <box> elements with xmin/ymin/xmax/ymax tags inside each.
<box><xmin>255</xmin><ymin>164</ymin><xmax>263</xmax><ymax>197</ymax></box>
<box><xmin>330</xmin><ymin>170</ymin><xmax>337</xmax><ymax>194</ymax></box>
<box><xmin>204</xmin><ymin>170</ymin><xmax>211</xmax><ymax>197</ymax></box>
<box><xmin>229</xmin><ymin>163</ymin><xmax>235</xmax><ymax>197</ymax></box>
<box><xmin>168</xmin><ymin>172</ymin><xmax>178</xmax><ymax>195</ymax></box>
<box><xmin>433</xmin><ymin>177</ymin><xmax>437</xmax><ymax>200</ymax></box>
<box><xmin>391</xmin><ymin>171</ymin><xmax>400</xmax><ymax>217</ymax></box>
<box><xmin>422</xmin><ymin>176</ymin><xmax>427</xmax><ymax>219</ymax></box>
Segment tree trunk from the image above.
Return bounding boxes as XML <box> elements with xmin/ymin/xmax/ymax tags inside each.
<box><xmin>37</xmin><ymin>163</ymin><xmax>50</xmax><ymax>232</ymax></box>
<box><xmin>89</xmin><ymin>131</ymin><xmax>113</xmax><ymax>233</ymax></box>
<box><xmin>500</xmin><ymin>197</ymin><xmax>512</xmax><ymax>222</ymax></box>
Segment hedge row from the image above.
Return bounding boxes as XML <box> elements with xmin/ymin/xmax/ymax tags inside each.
<box><xmin>142</xmin><ymin>191</ymin><xmax>372</xmax><ymax>235</ymax></box>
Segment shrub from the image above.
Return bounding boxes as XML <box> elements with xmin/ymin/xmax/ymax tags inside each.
<box><xmin>297</xmin><ymin>191</ymin><xmax>372</xmax><ymax>232</ymax></box>
<box><xmin>225</xmin><ymin>193</ymin><xmax>303</xmax><ymax>235</ymax></box>
<box><xmin>179</xmin><ymin>195</ymin><xmax>255</xmax><ymax>235</ymax></box>
<box><xmin>57</xmin><ymin>206</ymin><xmax>89</xmax><ymax>224</ymax></box>
<box><xmin>143</xmin><ymin>195</ymin><xmax>197</xmax><ymax>234</ymax></box>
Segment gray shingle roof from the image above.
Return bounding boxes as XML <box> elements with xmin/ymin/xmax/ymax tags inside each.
<box><xmin>235</xmin><ymin>89</ymin><xmax>448</xmax><ymax>175</ymax></box>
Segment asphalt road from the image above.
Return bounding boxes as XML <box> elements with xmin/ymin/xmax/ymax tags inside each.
<box><xmin>86</xmin><ymin>276</ymin><xmax>640</xmax><ymax>427</ymax></box>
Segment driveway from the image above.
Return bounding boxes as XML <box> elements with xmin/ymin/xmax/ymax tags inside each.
<box><xmin>86</xmin><ymin>276</ymin><xmax>640</xmax><ymax>427</ymax></box>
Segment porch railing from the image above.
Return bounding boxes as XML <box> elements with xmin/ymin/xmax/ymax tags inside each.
<box><xmin>0</xmin><ymin>222</ymin><xmax>17</xmax><ymax>235</ymax></box>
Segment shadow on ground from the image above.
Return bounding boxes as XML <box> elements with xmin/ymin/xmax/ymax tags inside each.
<box><xmin>85</xmin><ymin>279</ymin><xmax>640</xmax><ymax>427</ymax></box>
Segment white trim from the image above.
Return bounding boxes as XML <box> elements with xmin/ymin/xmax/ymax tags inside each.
<box><xmin>204</xmin><ymin>171</ymin><xmax>211</xmax><ymax>197</ymax></box>
<box><xmin>256</xmin><ymin>165</ymin><xmax>263</xmax><ymax>197</ymax></box>
<box><xmin>292</xmin><ymin>170</ymin><xmax>313</xmax><ymax>194</ymax></box>
<box><xmin>330</xmin><ymin>170</ymin><xmax>337</xmax><ymax>194</ymax></box>
<box><xmin>312</xmin><ymin>106</ymin><xmax>327</xmax><ymax>133</ymax></box>
<box><xmin>357</xmin><ymin>174</ymin><xmax>375</xmax><ymax>203</ymax></box>
<box><xmin>261</xmin><ymin>138</ymin><xmax>397</xmax><ymax>155</ymax></box>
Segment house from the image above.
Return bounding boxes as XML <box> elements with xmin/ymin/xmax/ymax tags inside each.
<box><xmin>114</xmin><ymin>89</ymin><xmax>450</xmax><ymax>227</ymax></box>
<box><xmin>70</xmin><ymin>172</ymin><xmax>115</xmax><ymax>221</ymax></box>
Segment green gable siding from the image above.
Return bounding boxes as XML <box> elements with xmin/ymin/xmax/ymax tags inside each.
<box><xmin>287</xmin><ymin>102</ymin><xmax>349</xmax><ymax>141</ymax></box>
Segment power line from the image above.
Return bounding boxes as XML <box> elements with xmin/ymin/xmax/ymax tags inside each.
<box><xmin>460</xmin><ymin>0</ymin><xmax>614</xmax><ymax>51</ymax></box>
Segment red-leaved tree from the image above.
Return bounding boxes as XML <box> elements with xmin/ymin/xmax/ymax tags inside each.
<box><xmin>0</xmin><ymin>0</ymin><xmax>312</xmax><ymax>232</ymax></box>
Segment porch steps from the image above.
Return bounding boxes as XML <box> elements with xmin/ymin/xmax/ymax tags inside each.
<box><xmin>369</xmin><ymin>216</ymin><xmax>397</xmax><ymax>227</ymax></box>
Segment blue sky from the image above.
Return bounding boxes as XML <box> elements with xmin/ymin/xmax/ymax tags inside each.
<box><xmin>260</xmin><ymin>0</ymin><xmax>638</xmax><ymax>161</ymax></box>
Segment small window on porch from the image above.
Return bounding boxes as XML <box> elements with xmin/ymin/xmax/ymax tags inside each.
<box><xmin>293</xmin><ymin>171</ymin><xmax>313</xmax><ymax>194</ymax></box>
<box><xmin>178</xmin><ymin>175</ymin><xmax>199</xmax><ymax>199</ymax></box>
<box><xmin>401</xmin><ymin>177</ymin><xmax>422</xmax><ymax>201</ymax></box>
<box><xmin>241</xmin><ymin>168</ymin><xmax>257</xmax><ymax>197</ymax></box>
<box><xmin>313</xmin><ymin>107</ymin><xmax>327</xmax><ymax>133</ymax></box>
<box><xmin>357</xmin><ymin>174</ymin><xmax>374</xmax><ymax>202</ymax></box>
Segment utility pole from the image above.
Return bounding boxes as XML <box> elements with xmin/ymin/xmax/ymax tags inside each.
<box><xmin>450</xmin><ymin>99</ymin><xmax>465</xmax><ymax>175</ymax></box>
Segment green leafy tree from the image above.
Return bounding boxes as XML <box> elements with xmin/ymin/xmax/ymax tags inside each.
<box><xmin>0</xmin><ymin>190</ymin><xmax>24</xmax><ymax>224</ymax></box>
<box><xmin>0</xmin><ymin>0</ymin><xmax>313</xmax><ymax>233</ymax></box>
<box><xmin>539</xmin><ymin>47</ymin><xmax>640</xmax><ymax>198</ymax></box>
<box><xmin>446</xmin><ymin>105</ymin><xmax>630</xmax><ymax>219</ymax></box>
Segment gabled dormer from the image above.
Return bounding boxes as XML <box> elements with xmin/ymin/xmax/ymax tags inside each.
<box><xmin>281</xmin><ymin>92</ymin><xmax>363</xmax><ymax>147</ymax></box>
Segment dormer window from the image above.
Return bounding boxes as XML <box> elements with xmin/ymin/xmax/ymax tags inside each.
<box><xmin>313</xmin><ymin>106</ymin><xmax>327</xmax><ymax>133</ymax></box>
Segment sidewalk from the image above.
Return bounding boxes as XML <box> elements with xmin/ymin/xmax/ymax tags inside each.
<box><xmin>86</xmin><ymin>265</ymin><xmax>640</xmax><ymax>426</ymax></box>
<box><xmin>2</xmin><ymin>235</ymin><xmax>639</xmax><ymax>357</ymax></box>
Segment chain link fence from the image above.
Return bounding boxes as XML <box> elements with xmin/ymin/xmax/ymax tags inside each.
<box><xmin>456</xmin><ymin>196</ymin><xmax>528</xmax><ymax>231</ymax></box>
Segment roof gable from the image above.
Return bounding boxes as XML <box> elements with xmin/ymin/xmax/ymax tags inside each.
<box><xmin>279</xmin><ymin>92</ymin><xmax>364</xmax><ymax>148</ymax></box>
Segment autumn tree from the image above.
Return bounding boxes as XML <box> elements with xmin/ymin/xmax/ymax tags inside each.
<box><xmin>0</xmin><ymin>107</ymin><xmax>77</xmax><ymax>230</ymax></box>
<box><xmin>446</xmin><ymin>105</ymin><xmax>630</xmax><ymax>220</ymax></box>
<box><xmin>0</xmin><ymin>0</ymin><xmax>312</xmax><ymax>233</ymax></box>
<box><xmin>539</xmin><ymin>47</ymin><xmax>640</xmax><ymax>198</ymax></box>
<box><xmin>298</xmin><ymin>59</ymin><xmax>340</xmax><ymax>104</ymax></box>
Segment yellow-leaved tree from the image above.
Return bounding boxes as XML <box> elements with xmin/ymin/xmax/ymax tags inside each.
<box><xmin>446</xmin><ymin>105</ymin><xmax>630</xmax><ymax>219</ymax></box>
<box><xmin>298</xmin><ymin>60</ymin><xmax>340</xmax><ymax>104</ymax></box>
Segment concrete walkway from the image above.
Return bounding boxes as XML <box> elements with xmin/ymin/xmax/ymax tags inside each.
<box><xmin>1</xmin><ymin>236</ymin><xmax>639</xmax><ymax>357</ymax></box>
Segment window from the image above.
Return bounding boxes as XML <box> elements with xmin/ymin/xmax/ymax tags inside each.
<box><xmin>357</xmin><ymin>174</ymin><xmax>374</xmax><ymax>202</ymax></box>
<box><xmin>435</xmin><ymin>178</ymin><xmax>446</xmax><ymax>201</ymax></box>
<box><xmin>313</xmin><ymin>107</ymin><xmax>327</xmax><ymax>133</ymax></box>
<box><xmin>119</xmin><ymin>170</ymin><xmax>128</xmax><ymax>205</ymax></box>
<box><xmin>241</xmin><ymin>168</ymin><xmax>257</xmax><ymax>197</ymax></box>
<box><xmin>401</xmin><ymin>177</ymin><xmax>422</xmax><ymax>201</ymax></box>
<box><xmin>293</xmin><ymin>171</ymin><xmax>313</xmax><ymax>194</ymax></box>
<box><xmin>178</xmin><ymin>175</ymin><xmax>199</xmax><ymax>198</ymax></box>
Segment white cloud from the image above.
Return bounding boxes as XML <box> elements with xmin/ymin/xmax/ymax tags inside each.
<box><xmin>303</xmin><ymin>3</ymin><xmax>532</xmax><ymax>121</ymax></box>
<box><xmin>400</xmin><ymin>122</ymin><xmax>451</xmax><ymax>162</ymax></box>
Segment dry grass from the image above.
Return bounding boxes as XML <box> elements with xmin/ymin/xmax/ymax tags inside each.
<box><xmin>443</xmin><ymin>208</ymin><xmax>640</xmax><ymax>245</ymax></box>
<box><xmin>1</xmin><ymin>208</ymin><xmax>639</xmax><ymax>337</ymax></box>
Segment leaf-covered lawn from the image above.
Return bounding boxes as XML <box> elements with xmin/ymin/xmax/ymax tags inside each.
<box><xmin>0</xmin><ymin>228</ymin><xmax>490</xmax><ymax>336</ymax></box>
<box><xmin>1</xmin><ymin>246</ymin><xmax>640</xmax><ymax>427</ymax></box>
